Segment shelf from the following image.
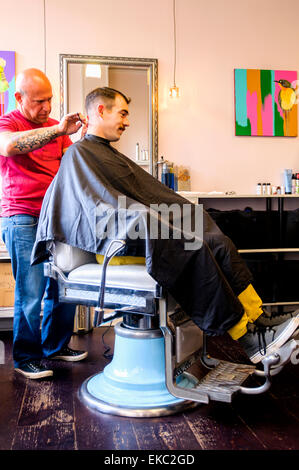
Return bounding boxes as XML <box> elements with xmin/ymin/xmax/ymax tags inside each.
<box><xmin>0</xmin><ymin>307</ymin><xmax>14</xmax><ymax>331</ymax></box>
<box><xmin>178</xmin><ymin>191</ymin><xmax>299</xmax><ymax>199</ymax></box>
<box><xmin>0</xmin><ymin>307</ymin><xmax>44</xmax><ymax>331</ymax></box>
<box><xmin>263</xmin><ymin>301</ymin><xmax>299</xmax><ymax>306</ymax></box>
<box><xmin>238</xmin><ymin>248</ymin><xmax>299</xmax><ymax>254</ymax></box>
<box><xmin>0</xmin><ymin>255</ymin><xmax>10</xmax><ymax>262</ymax></box>
<box><xmin>0</xmin><ymin>307</ymin><xmax>14</xmax><ymax>316</ymax></box>
<box><xmin>0</xmin><ymin>241</ymin><xmax>10</xmax><ymax>261</ymax></box>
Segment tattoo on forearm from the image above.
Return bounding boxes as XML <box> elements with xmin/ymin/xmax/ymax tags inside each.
<box><xmin>13</xmin><ymin>127</ymin><xmax>59</xmax><ymax>153</ymax></box>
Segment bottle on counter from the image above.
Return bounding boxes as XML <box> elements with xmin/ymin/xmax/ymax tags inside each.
<box><xmin>161</xmin><ymin>162</ymin><xmax>177</xmax><ymax>190</ymax></box>
<box><xmin>135</xmin><ymin>142</ymin><xmax>140</xmax><ymax>161</ymax></box>
<box><xmin>256</xmin><ymin>183</ymin><xmax>262</xmax><ymax>195</ymax></box>
<box><xmin>266</xmin><ymin>183</ymin><xmax>271</xmax><ymax>195</ymax></box>
<box><xmin>161</xmin><ymin>163</ymin><xmax>168</xmax><ymax>186</ymax></box>
<box><xmin>292</xmin><ymin>174</ymin><xmax>296</xmax><ymax>194</ymax></box>
<box><xmin>157</xmin><ymin>156</ymin><xmax>165</xmax><ymax>181</ymax></box>
<box><xmin>169</xmin><ymin>166</ymin><xmax>175</xmax><ymax>190</ymax></box>
<box><xmin>173</xmin><ymin>165</ymin><xmax>178</xmax><ymax>191</ymax></box>
<box><xmin>284</xmin><ymin>169</ymin><xmax>292</xmax><ymax>194</ymax></box>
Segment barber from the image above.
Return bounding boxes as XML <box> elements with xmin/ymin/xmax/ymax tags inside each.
<box><xmin>0</xmin><ymin>68</ymin><xmax>88</xmax><ymax>379</ymax></box>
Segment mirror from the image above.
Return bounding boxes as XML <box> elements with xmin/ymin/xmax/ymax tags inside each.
<box><xmin>59</xmin><ymin>54</ymin><xmax>158</xmax><ymax>176</ymax></box>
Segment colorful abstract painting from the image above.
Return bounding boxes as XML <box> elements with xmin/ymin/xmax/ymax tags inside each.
<box><xmin>0</xmin><ymin>51</ymin><xmax>15</xmax><ymax>116</ymax></box>
<box><xmin>234</xmin><ymin>69</ymin><xmax>298</xmax><ymax>137</ymax></box>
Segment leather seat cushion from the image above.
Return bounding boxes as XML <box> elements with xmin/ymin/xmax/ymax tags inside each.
<box><xmin>68</xmin><ymin>263</ymin><xmax>157</xmax><ymax>291</ymax></box>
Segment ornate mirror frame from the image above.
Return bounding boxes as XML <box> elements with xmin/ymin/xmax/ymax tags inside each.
<box><xmin>59</xmin><ymin>54</ymin><xmax>158</xmax><ymax>175</ymax></box>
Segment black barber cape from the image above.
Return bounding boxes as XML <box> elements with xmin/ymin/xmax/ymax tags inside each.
<box><xmin>32</xmin><ymin>135</ymin><xmax>253</xmax><ymax>335</ymax></box>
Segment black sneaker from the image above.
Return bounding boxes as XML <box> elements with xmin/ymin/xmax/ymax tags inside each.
<box><xmin>238</xmin><ymin>316</ymin><xmax>299</xmax><ymax>364</ymax></box>
<box><xmin>15</xmin><ymin>361</ymin><xmax>53</xmax><ymax>379</ymax></box>
<box><xmin>255</xmin><ymin>308</ymin><xmax>298</xmax><ymax>328</ymax></box>
<box><xmin>50</xmin><ymin>347</ymin><xmax>88</xmax><ymax>362</ymax></box>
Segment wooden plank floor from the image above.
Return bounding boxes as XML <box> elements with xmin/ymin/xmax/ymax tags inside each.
<box><xmin>0</xmin><ymin>326</ymin><xmax>298</xmax><ymax>452</ymax></box>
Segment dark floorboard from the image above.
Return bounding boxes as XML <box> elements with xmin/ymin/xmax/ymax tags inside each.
<box><xmin>0</xmin><ymin>326</ymin><xmax>298</xmax><ymax>453</ymax></box>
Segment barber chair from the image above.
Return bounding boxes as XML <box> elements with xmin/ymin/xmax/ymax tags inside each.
<box><xmin>44</xmin><ymin>240</ymin><xmax>299</xmax><ymax>418</ymax></box>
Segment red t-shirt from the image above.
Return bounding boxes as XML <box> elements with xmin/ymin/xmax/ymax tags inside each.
<box><xmin>0</xmin><ymin>109</ymin><xmax>72</xmax><ymax>217</ymax></box>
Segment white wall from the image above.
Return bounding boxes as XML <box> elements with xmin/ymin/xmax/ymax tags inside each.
<box><xmin>2</xmin><ymin>0</ymin><xmax>299</xmax><ymax>193</ymax></box>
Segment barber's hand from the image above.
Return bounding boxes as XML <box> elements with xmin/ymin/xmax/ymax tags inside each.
<box><xmin>80</xmin><ymin>116</ymin><xmax>88</xmax><ymax>139</ymax></box>
<box><xmin>57</xmin><ymin>112</ymin><xmax>87</xmax><ymax>136</ymax></box>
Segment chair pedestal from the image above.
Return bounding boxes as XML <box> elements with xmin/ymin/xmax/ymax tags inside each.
<box><xmin>79</xmin><ymin>322</ymin><xmax>199</xmax><ymax>417</ymax></box>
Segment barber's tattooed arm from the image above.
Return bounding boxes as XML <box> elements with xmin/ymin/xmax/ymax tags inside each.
<box><xmin>5</xmin><ymin>126</ymin><xmax>61</xmax><ymax>154</ymax></box>
<box><xmin>0</xmin><ymin>112</ymin><xmax>86</xmax><ymax>157</ymax></box>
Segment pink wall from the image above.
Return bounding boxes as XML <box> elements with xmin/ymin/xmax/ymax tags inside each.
<box><xmin>2</xmin><ymin>0</ymin><xmax>299</xmax><ymax>193</ymax></box>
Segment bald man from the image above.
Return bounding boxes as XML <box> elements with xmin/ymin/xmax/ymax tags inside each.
<box><xmin>0</xmin><ymin>68</ymin><xmax>88</xmax><ymax>379</ymax></box>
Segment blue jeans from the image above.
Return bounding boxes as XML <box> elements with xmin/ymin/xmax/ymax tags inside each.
<box><xmin>1</xmin><ymin>215</ymin><xmax>76</xmax><ymax>367</ymax></box>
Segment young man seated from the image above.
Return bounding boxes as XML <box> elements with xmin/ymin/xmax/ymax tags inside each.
<box><xmin>32</xmin><ymin>87</ymin><xmax>299</xmax><ymax>365</ymax></box>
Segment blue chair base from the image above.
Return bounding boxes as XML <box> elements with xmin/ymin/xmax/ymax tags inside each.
<box><xmin>79</xmin><ymin>322</ymin><xmax>200</xmax><ymax>417</ymax></box>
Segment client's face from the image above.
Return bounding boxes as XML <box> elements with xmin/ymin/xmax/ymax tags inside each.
<box><xmin>102</xmin><ymin>95</ymin><xmax>130</xmax><ymax>141</ymax></box>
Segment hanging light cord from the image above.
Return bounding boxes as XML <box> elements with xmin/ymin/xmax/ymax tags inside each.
<box><xmin>43</xmin><ymin>0</ymin><xmax>47</xmax><ymax>74</ymax></box>
<box><xmin>173</xmin><ymin>0</ymin><xmax>177</xmax><ymax>87</ymax></box>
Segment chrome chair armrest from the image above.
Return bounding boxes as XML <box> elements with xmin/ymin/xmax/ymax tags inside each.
<box><xmin>94</xmin><ymin>240</ymin><xmax>126</xmax><ymax>327</ymax></box>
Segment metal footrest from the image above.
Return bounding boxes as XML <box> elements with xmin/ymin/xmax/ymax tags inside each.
<box><xmin>194</xmin><ymin>360</ymin><xmax>255</xmax><ymax>403</ymax></box>
<box><xmin>159</xmin><ymin>298</ymin><xmax>299</xmax><ymax>404</ymax></box>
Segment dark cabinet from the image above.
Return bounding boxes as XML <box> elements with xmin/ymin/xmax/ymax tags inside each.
<box><xmin>197</xmin><ymin>195</ymin><xmax>299</xmax><ymax>307</ymax></box>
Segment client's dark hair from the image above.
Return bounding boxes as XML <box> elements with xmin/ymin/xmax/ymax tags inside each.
<box><xmin>85</xmin><ymin>87</ymin><xmax>131</xmax><ymax>112</ymax></box>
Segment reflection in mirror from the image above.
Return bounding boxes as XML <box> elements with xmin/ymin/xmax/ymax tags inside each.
<box><xmin>60</xmin><ymin>54</ymin><xmax>158</xmax><ymax>175</ymax></box>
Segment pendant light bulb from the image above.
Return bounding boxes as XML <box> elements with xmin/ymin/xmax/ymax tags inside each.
<box><xmin>169</xmin><ymin>86</ymin><xmax>180</xmax><ymax>98</ymax></box>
